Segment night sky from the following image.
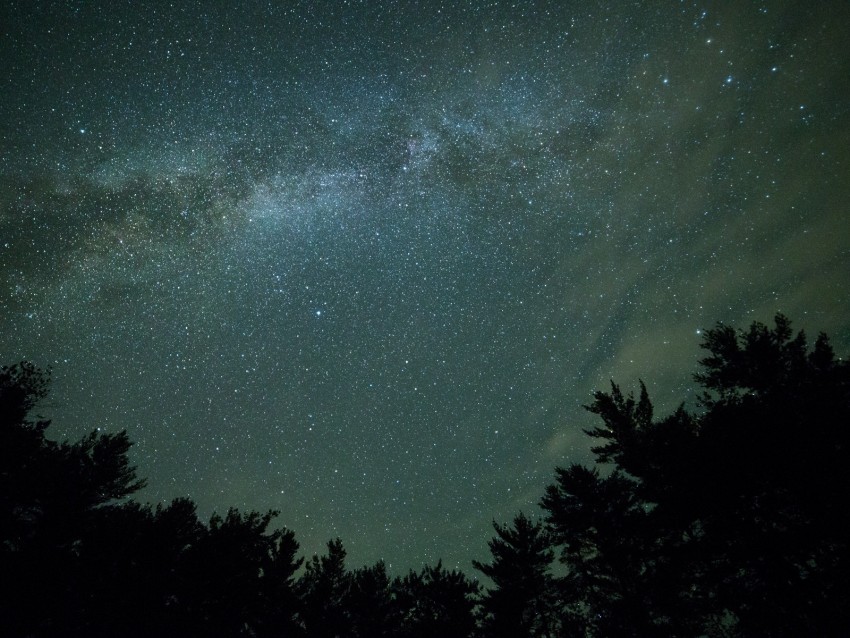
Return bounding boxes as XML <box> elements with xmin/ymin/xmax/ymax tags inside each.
<box><xmin>2</xmin><ymin>1</ymin><xmax>849</xmax><ymax>572</ymax></box>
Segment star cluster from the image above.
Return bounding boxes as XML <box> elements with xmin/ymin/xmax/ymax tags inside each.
<box><xmin>2</xmin><ymin>1</ymin><xmax>849</xmax><ymax>571</ymax></box>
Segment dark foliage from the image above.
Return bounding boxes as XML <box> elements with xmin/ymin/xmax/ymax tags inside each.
<box><xmin>540</xmin><ymin>314</ymin><xmax>850</xmax><ymax>637</ymax></box>
<box><xmin>299</xmin><ymin>538</ymin><xmax>351</xmax><ymax>638</ymax></box>
<box><xmin>1</xmin><ymin>361</ymin><xmax>148</xmax><ymax>637</ymax></box>
<box><xmin>3</xmin><ymin>314</ymin><xmax>848</xmax><ymax>637</ymax></box>
<box><xmin>472</xmin><ymin>513</ymin><xmax>557</xmax><ymax>637</ymax></box>
<box><xmin>347</xmin><ymin>561</ymin><xmax>396</xmax><ymax>638</ymax></box>
<box><xmin>0</xmin><ymin>360</ymin><xmax>480</xmax><ymax>637</ymax></box>
<box><xmin>392</xmin><ymin>560</ymin><xmax>480</xmax><ymax>638</ymax></box>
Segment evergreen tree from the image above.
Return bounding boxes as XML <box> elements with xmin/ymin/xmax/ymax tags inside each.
<box><xmin>4</xmin><ymin>313</ymin><xmax>847</xmax><ymax>637</ymax></box>
<box><xmin>473</xmin><ymin>513</ymin><xmax>557</xmax><ymax>637</ymax></box>
<box><xmin>298</xmin><ymin>538</ymin><xmax>351</xmax><ymax>638</ymax></box>
<box><xmin>541</xmin><ymin>465</ymin><xmax>657</xmax><ymax>637</ymax></box>
<box><xmin>347</xmin><ymin>561</ymin><xmax>395</xmax><ymax>638</ymax></box>
<box><xmin>1</xmin><ymin>361</ymin><xmax>147</xmax><ymax>637</ymax></box>
<box><xmin>392</xmin><ymin>560</ymin><xmax>479</xmax><ymax>638</ymax></box>
<box><xmin>1</xmin><ymin>361</ymin><xmax>302</xmax><ymax>637</ymax></box>
<box><xmin>257</xmin><ymin>525</ymin><xmax>305</xmax><ymax>637</ymax></box>
<box><xmin>541</xmin><ymin>315</ymin><xmax>850</xmax><ymax>636</ymax></box>
<box><xmin>176</xmin><ymin>507</ymin><xmax>287</xmax><ymax>637</ymax></box>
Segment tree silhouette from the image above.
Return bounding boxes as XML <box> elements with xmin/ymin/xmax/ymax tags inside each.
<box><xmin>176</xmin><ymin>507</ymin><xmax>290</xmax><ymax>637</ymax></box>
<box><xmin>541</xmin><ymin>314</ymin><xmax>850</xmax><ymax>636</ymax></box>
<box><xmin>298</xmin><ymin>538</ymin><xmax>352</xmax><ymax>638</ymax></box>
<box><xmin>347</xmin><ymin>561</ymin><xmax>396</xmax><ymax>638</ymax></box>
<box><xmin>1</xmin><ymin>361</ymin><xmax>148</xmax><ymax>637</ymax></box>
<box><xmin>1</xmin><ymin>361</ymin><xmax>302</xmax><ymax>637</ymax></box>
<box><xmin>3</xmin><ymin>313</ymin><xmax>847</xmax><ymax>637</ymax></box>
<box><xmin>392</xmin><ymin>560</ymin><xmax>480</xmax><ymax>638</ymax></box>
<box><xmin>256</xmin><ymin>524</ymin><xmax>304</xmax><ymax>637</ymax></box>
<box><xmin>473</xmin><ymin>512</ymin><xmax>558</xmax><ymax>637</ymax></box>
<box><xmin>541</xmin><ymin>465</ymin><xmax>656</xmax><ymax>637</ymax></box>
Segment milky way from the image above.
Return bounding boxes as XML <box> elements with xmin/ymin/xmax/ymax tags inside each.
<box><xmin>2</xmin><ymin>1</ymin><xmax>849</xmax><ymax>571</ymax></box>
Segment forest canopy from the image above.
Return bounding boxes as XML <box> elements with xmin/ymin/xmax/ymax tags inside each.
<box><xmin>2</xmin><ymin>314</ymin><xmax>848</xmax><ymax>637</ymax></box>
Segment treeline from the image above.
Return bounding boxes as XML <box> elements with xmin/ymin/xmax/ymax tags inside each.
<box><xmin>2</xmin><ymin>315</ymin><xmax>849</xmax><ymax>637</ymax></box>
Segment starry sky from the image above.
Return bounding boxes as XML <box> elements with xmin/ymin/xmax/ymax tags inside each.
<box><xmin>2</xmin><ymin>1</ymin><xmax>849</xmax><ymax>572</ymax></box>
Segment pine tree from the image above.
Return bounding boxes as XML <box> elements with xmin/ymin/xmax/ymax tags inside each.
<box><xmin>540</xmin><ymin>315</ymin><xmax>850</xmax><ymax>636</ymax></box>
<box><xmin>392</xmin><ymin>560</ymin><xmax>479</xmax><ymax>638</ymax></box>
<box><xmin>299</xmin><ymin>538</ymin><xmax>351</xmax><ymax>638</ymax></box>
<box><xmin>1</xmin><ymin>361</ymin><xmax>148</xmax><ymax>636</ymax></box>
<box><xmin>473</xmin><ymin>512</ymin><xmax>557</xmax><ymax>637</ymax></box>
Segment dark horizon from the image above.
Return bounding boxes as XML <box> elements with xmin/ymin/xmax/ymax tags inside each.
<box><xmin>4</xmin><ymin>314</ymin><xmax>849</xmax><ymax>636</ymax></box>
